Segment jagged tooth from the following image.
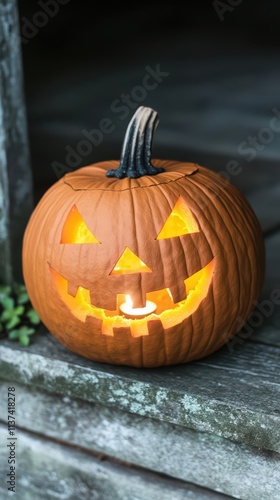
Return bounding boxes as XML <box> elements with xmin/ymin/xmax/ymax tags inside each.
<box><xmin>168</xmin><ymin>282</ymin><xmax>186</xmax><ymax>304</ymax></box>
<box><xmin>67</xmin><ymin>282</ymin><xmax>79</xmax><ymax>297</ymax></box>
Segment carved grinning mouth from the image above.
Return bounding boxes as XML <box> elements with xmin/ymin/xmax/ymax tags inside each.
<box><xmin>50</xmin><ymin>259</ymin><xmax>215</xmax><ymax>337</ymax></box>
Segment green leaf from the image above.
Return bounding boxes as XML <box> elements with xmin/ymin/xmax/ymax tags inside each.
<box><xmin>5</xmin><ymin>316</ymin><xmax>21</xmax><ymax>330</ymax></box>
<box><xmin>19</xmin><ymin>333</ymin><xmax>30</xmax><ymax>346</ymax></box>
<box><xmin>0</xmin><ymin>285</ymin><xmax>12</xmax><ymax>298</ymax></box>
<box><xmin>8</xmin><ymin>330</ymin><xmax>20</xmax><ymax>340</ymax></box>
<box><xmin>0</xmin><ymin>297</ymin><xmax>14</xmax><ymax>310</ymax></box>
<box><xmin>0</xmin><ymin>282</ymin><xmax>38</xmax><ymax>347</ymax></box>
<box><xmin>8</xmin><ymin>326</ymin><xmax>35</xmax><ymax>345</ymax></box>
<box><xmin>19</xmin><ymin>326</ymin><xmax>35</xmax><ymax>336</ymax></box>
<box><xmin>1</xmin><ymin>304</ymin><xmax>24</xmax><ymax>326</ymax></box>
<box><xmin>14</xmin><ymin>305</ymin><xmax>25</xmax><ymax>316</ymax></box>
<box><xmin>19</xmin><ymin>326</ymin><xmax>35</xmax><ymax>346</ymax></box>
<box><xmin>1</xmin><ymin>309</ymin><xmax>12</xmax><ymax>321</ymax></box>
<box><xmin>26</xmin><ymin>309</ymin><xmax>41</xmax><ymax>325</ymax></box>
<box><xmin>17</xmin><ymin>292</ymin><xmax>30</xmax><ymax>305</ymax></box>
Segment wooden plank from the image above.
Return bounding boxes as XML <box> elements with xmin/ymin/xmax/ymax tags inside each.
<box><xmin>0</xmin><ymin>425</ymin><xmax>230</xmax><ymax>500</ymax></box>
<box><xmin>0</xmin><ymin>383</ymin><xmax>278</xmax><ymax>500</ymax></box>
<box><xmin>0</xmin><ymin>0</ymin><xmax>33</xmax><ymax>284</ymax></box>
<box><xmin>1</xmin><ymin>329</ymin><xmax>280</xmax><ymax>454</ymax></box>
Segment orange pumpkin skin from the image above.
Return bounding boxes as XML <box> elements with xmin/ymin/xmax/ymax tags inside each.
<box><xmin>22</xmin><ymin>159</ymin><xmax>265</xmax><ymax>367</ymax></box>
<box><xmin>22</xmin><ymin>108</ymin><xmax>265</xmax><ymax>367</ymax></box>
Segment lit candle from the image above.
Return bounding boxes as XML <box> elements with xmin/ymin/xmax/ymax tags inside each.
<box><xmin>120</xmin><ymin>295</ymin><xmax>157</xmax><ymax>319</ymax></box>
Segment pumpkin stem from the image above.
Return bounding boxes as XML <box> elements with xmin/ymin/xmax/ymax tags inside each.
<box><xmin>106</xmin><ymin>106</ymin><xmax>165</xmax><ymax>178</ymax></box>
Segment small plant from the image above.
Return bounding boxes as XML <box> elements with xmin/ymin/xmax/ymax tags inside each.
<box><xmin>0</xmin><ymin>284</ymin><xmax>40</xmax><ymax>346</ymax></box>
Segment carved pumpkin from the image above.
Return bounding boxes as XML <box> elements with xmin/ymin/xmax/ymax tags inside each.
<box><xmin>22</xmin><ymin>107</ymin><xmax>265</xmax><ymax>367</ymax></box>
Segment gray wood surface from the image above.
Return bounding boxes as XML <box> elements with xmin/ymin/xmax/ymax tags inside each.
<box><xmin>1</xmin><ymin>316</ymin><xmax>280</xmax><ymax>456</ymax></box>
<box><xmin>0</xmin><ymin>425</ymin><xmax>230</xmax><ymax>500</ymax></box>
<box><xmin>0</xmin><ymin>382</ymin><xmax>278</xmax><ymax>500</ymax></box>
<box><xmin>0</xmin><ymin>0</ymin><xmax>33</xmax><ymax>284</ymax></box>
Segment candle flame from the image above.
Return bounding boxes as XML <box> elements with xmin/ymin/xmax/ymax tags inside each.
<box><xmin>121</xmin><ymin>295</ymin><xmax>157</xmax><ymax>317</ymax></box>
<box><xmin>125</xmin><ymin>294</ymin><xmax>133</xmax><ymax>308</ymax></box>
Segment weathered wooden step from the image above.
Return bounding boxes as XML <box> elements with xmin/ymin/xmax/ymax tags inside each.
<box><xmin>0</xmin><ymin>383</ymin><xmax>278</xmax><ymax>500</ymax></box>
<box><xmin>0</xmin><ymin>425</ymin><xmax>230</xmax><ymax>500</ymax></box>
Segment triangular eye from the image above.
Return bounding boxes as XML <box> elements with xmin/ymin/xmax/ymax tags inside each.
<box><xmin>60</xmin><ymin>205</ymin><xmax>100</xmax><ymax>244</ymax></box>
<box><xmin>110</xmin><ymin>247</ymin><xmax>152</xmax><ymax>275</ymax></box>
<box><xmin>156</xmin><ymin>197</ymin><xmax>199</xmax><ymax>240</ymax></box>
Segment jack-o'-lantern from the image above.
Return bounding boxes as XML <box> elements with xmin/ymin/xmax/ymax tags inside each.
<box><xmin>22</xmin><ymin>107</ymin><xmax>265</xmax><ymax>367</ymax></box>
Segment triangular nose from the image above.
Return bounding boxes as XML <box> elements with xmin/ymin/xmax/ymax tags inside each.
<box><xmin>110</xmin><ymin>247</ymin><xmax>152</xmax><ymax>275</ymax></box>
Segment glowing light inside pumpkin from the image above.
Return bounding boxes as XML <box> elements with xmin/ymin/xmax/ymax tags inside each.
<box><xmin>110</xmin><ymin>247</ymin><xmax>152</xmax><ymax>275</ymax></box>
<box><xmin>120</xmin><ymin>295</ymin><xmax>157</xmax><ymax>318</ymax></box>
<box><xmin>50</xmin><ymin>258</ymin><xmax>215</xmax><ymax>337</ymax></box>
<box><xmin>156</xmin><ymin>196</ymin><xmax>200</xmax><ymax>240</ymax></box>
<box><xmin>61</xmin><ymin>205</ymin><xmax>100</xmax><ymax>244</ymax></box>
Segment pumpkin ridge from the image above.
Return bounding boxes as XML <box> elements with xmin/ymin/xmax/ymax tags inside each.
<box><xmin>200</xmin><ymin>170</ymin><xmax>261</xmax><ymax>297</ymax></box>
<box><xmin>155</xmin><ymin>179</ymin><xmax>193</xmax><ymax>295</ymax></box>
<box><xmin>185</xmin><ymin>174</ymin><xmax>241</xmax><ymax>349</ymax></box>
<box><xmin>171</xmin><ymin>178</ymin><xmax>216</xmax><ymax>359</ymax></box>
<box><xmin>129</xmin><ymin>182</ymin><xmax>146</xmax><ymax>308</ymax></box>
<box><xmin>216</xmin><ymin>179</ymin><xmax>264</xmax><ymax>328</ymax></box>
<box><xmin>23</xmin><ymin>188</ymin><xmax>65</xmax><ymax>319</ymax></box>
<box><xmin>187</xmin><ymin>171</ymin><xmax>261</xmax><ymax>345</ymax></box>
